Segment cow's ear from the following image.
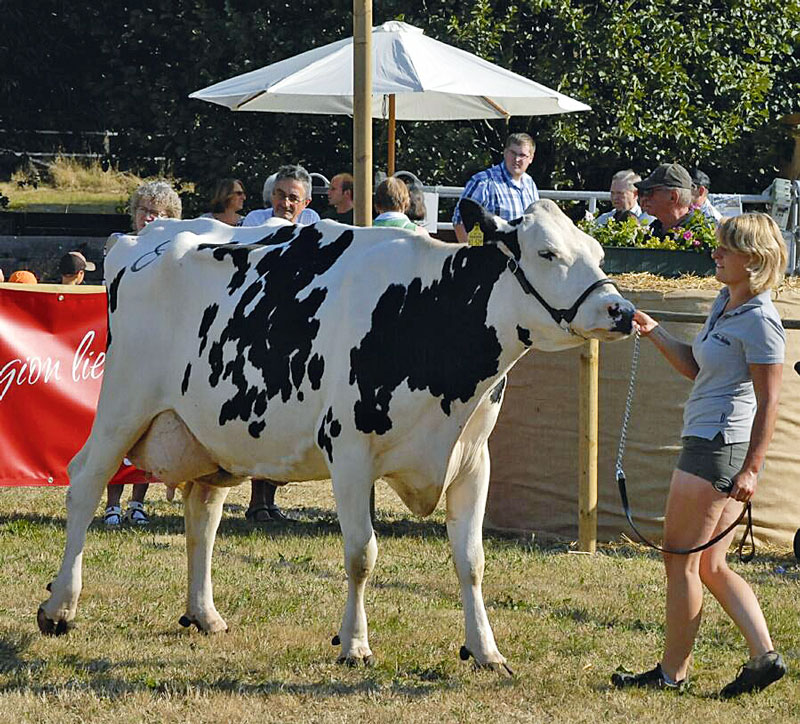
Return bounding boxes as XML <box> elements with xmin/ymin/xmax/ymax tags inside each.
<box><xmin>458</xmin><ymin>198</ymin><xmax>496</xmax><ymax>236</ymax></box>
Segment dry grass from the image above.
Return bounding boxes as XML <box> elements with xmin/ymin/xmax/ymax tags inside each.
<box><xmin>0</xmin><ymin>481</ymin><xmax>797</xmax><ymax>723</ymax></box>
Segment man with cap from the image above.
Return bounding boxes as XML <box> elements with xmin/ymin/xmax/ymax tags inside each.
<box><xmin>636</xmin><ymin>163</ymin><xmax>696</xmax><ymax>239</ymax></box>
<box><xmin>59</xmin><ymin>251</ymin><xmax>96</xmax><ymax>285</ymax></box>
<box><xmin>690</xmin><ymin>168</ymin><xmax>723</xmax><ymax>225</ymax></box>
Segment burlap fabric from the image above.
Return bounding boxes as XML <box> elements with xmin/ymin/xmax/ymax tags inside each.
<box><xmin>486</xmin><ymin>288</ymin><xmax>800</xmax><ymax>548</ymax></box>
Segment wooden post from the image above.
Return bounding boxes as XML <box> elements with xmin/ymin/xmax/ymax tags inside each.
<box><xmin>578</xmin><ymin>339</ymin><xmax>599</xmax><ymax>553</ymax></box>
<box><xmin>387</xmin><ymin>94</ymin><xmax>396</xmax><ymax>176</ymax></box>
<box><xmin>353</xmin><ymin>0</ymin><xmax>372</xmax><ymax>228</ymax></box>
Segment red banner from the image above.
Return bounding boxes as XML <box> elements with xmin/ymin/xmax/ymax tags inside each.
<box><xmin>0</xmin><ymin>284</ymin><xmax>150</xmax><ymax>486</ymax></box>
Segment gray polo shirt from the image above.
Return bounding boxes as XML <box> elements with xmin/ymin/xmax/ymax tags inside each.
<box><xmin>683</xmin><ymin>288</ymin><xmax>784</xmax><ymax>443</ymax></box>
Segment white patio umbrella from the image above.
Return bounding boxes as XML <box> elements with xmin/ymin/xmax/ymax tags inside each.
<box><xmin>190</xmin><ymin>20</ymin><xmax>590</xmax><ymax>172</ymax></box>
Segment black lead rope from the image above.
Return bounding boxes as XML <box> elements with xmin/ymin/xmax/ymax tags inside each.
<box><xmin>615</xmin><ymin>331</ymin><xmax>755</xmax><ymax>563</ymax></box>
<box><xmin>616</xmin><ymin>467</ymin><xmax>755</xmax><ymax>562</ymax></box>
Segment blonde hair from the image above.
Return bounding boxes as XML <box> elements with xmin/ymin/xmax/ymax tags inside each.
<box><xmin>374</xmin><ymin>177</ymin><xmax>409</xmax><ymax>213</ymax></box>
<box><xmin>129</xmin><ymin>180</ymin><xmax>182</xmax><ymax>229</ymax></box>
<box><xmin>716</xmin><ymin>213</ymin><xmax>787</xmax><ymax>294</ymax></box>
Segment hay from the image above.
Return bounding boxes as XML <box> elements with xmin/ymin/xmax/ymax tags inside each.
<box><xmin>612</xmin><ymin>271</ymin><xmax>800</xmax><ymax>294</ymax></box>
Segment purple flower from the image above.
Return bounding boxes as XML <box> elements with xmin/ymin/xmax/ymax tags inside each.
<box><xmin>683</xmin><ymin>231</ymin><xmax>693</xmax><ymax>240</ymax></box>
<box><xmin>692</xmin><ymin>240</ymin><xmax>700</xmax><ymax>246</ymax></box>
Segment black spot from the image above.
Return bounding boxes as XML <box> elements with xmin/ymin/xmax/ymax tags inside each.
<box><xmin>181</xmin><ymin>363</ymin><xmax>192</xmax><ymax>395</ymax></box>
<box><xmin>198</xmin><ymin>304</ymin><xmax>219</xmax><ymax>355</ymax></box>
<box><xmin>499</xmin><ymin>231</ymin><xmax>521</xmax><ymax>260</ymax></box>
<box><xmin>517</xmin><ymin>325</ymin><xmax>532</xmax><ymax>348</ymax></box>
<box><xmin>349</xmin><ymin>245</ymin><xmax>507</xmax><ymax>434</ymax></box>
<box><xmin>489</xmin><ymin>377</ymin><xmax>506</xmax><ymax>404</ymax></box>
<box><xmin>200</xmin><ymin>225</ymin><xmax>353</xmax><ymax>435</ymax></box>
<box><xmin>108</xmin><ymin>266</ymin><xmax>126</xmax><ymax>314</ymax></box>
<box><xmin>308</xmin><ymin>354</ymin><xmax>325</xmax><ymax>390</ymax></box>
<box><xmin>248</xmin><ymin>420</ymin><xmax>266</xmax><ymax>438</ymax></box>
<box><xmin>316</xmin><ymin>406</ymin><xmax>341</xmax><ymax>463</ymax></box>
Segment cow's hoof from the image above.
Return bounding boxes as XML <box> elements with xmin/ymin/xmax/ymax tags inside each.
<box><xmin>37</xmin><ymin>606</ymin><xmax>70</xmax><ymax>637</ymax></box>
<box><xmin>178</xmin><ymin>615</ymin><xmax>228</xmax><ymax>634</ymax></box>
<box><xmin>337</xmin><ymin>653</ymin><xmax>376</xmax><ymax>667</ymax></box>
<box><xmin>331</xmin><ymin>634</ymin><xmax>340</xmax><ymax>646</ymax></box>
<box><xmin>459</xmin><ymin>646</ymin><xmax>513</xmax><ymax>676</ymax></box>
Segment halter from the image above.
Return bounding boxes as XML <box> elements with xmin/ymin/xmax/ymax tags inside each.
<box><xmin>495</xmin><ymin>241</ymin><xmax>617</xmax><ymax>331</ymax></box>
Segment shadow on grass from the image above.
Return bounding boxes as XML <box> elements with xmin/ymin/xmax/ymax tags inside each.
<box><xmin>0</xmin><ymin>625</ymin><xmax>453</xmax><ymax>700</ymax></box>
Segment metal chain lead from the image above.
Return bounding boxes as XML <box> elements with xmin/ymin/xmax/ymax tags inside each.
<box><xmin>615</xmin><ymin>329</ymin><xmax>641</xmax><ymax>478</ymax></box>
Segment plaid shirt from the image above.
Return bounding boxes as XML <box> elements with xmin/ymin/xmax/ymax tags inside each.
<box><xmin>452</xmin><ymin>162</ymin><xmax>539</xmax><ymax>225</ymax></box>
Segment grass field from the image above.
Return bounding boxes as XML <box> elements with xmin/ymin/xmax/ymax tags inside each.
<box><xmin>0</xmin><ymin>480</ymin><xmax>797</xmax><ymax>723</ymax></box>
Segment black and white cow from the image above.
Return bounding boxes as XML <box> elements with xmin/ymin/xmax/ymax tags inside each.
<box><xmin>38</xmin><ymin>199</ymin><xmax>634</xmax><ymax>671</ymax></box>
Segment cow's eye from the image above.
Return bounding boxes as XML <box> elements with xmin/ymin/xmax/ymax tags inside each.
<box><xmin>538</xmin><ymin>250</ymin><xmax>556</xmax><ymax>261</ymax></box>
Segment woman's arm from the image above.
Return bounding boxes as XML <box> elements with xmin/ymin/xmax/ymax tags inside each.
<box><xmin>634</xmin><ymin>310</ymin><xmax>699</xmax><ymax>380</ymax></box>
<box><xmin>729</xmin><ymin>362</ymin><xmax>783</xmax><ymax>502</ymax></box>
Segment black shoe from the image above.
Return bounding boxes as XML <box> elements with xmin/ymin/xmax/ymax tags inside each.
<box><xmin>719</xmin><ymin>651</ymin><xmax>786</xmax><ymax>699</ymax></box>
<box><xmin>612</xmin><ymin>663</ymin><xmax>685</xmax><ymax>691</ymax></box>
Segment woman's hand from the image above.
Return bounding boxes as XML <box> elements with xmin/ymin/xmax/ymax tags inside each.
<box><xmin>633</xmin><ymin>310</ymin><xmax>658</xmax><ymax>336</ymax></box>
<box><xmin>729</xmin><ymin>469</ymin><xmax>758</xmax><ymax>502</ymax></box>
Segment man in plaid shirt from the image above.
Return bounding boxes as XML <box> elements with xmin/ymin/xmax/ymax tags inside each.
<box><xmin>452</xmin><ymin>133</ymin><xmax>540</xmax><ymax>243</ymax></box>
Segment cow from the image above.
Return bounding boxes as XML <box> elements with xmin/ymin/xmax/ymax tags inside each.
<box><xmin>37</xmin><ymin>199</ymin><xmax>634</xmax><ymax>672</ymax></box>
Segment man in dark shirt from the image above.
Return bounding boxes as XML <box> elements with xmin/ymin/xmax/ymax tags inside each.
<box><xmin>326</xmin><ymin>172</ymin><xmax>354</xmax><ymax>224</ymax></box>
<box><xmin>636</xmin><ymin>163</ymin><xmax>694</xmax><ymax>239</ymax></box>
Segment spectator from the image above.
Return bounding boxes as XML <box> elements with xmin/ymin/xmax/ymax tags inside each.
<box><xmin>241</xmin><ymin>165</ymin><xmax>323</xmax><ymax>523</ymax></box>
<box><xmin>8</xmin><ymin>270</ymin><xmax>38</xmax><ymax>284</ymax></box>
<box><xmin>373</xmin><ymin>178</ymin><xmax>423</xmax><ymax>231</ymax></box>
<box><xmin>404</xmin><ymin>181</ymin><xmax>427</xmax><ymax>226</ymax></box>
<box><xmin>59</xmin><ymin>251</ymin><xmax>96</xmax><ymax>285</ymax></box>
<box><xmin>595</xmin><ymin>170</ymin><xmax>655</xmax><ymax>226</ymax></box>
<box><xmin>242</xmin><ymin>166</ymin><xmax>321</xmax><ymax>227</ymax></box>
<box><xmin>452</xmin><ymin>132</ymin><xmax>539</xmax><ymax>243</ymax></box>
<box><xmin>103</xmin><ymin>180</ymin><xmax>182</xmax><ymax>528</ymax></box>
<box><xmin>203</xmin><ymin>178</ymin><xmax>246</xmax><ymax>226</ymax></box>
<box><xmin>613</xmin><ymin>213</ymin><xmax>787</xmax><ymax>697</ymax></box>
<box><xmin>635</xmin><ymin>163</ymin><xmax>695</xmax><ymax>239</ymax></box>
<box><xmin>690</xmin><ymin>168</ymin><xmax>723</xmax><ymax>224</ymax></box>
<box><xmin>325</xmin><ymin>172</ymin><xmax>354</xmax><ymax>224</ymax></box>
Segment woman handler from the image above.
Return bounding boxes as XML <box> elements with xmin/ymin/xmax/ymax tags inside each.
<box><xmin>613</xmin><ymin>213</ymin><xmax>787</xmax><ymax>697</ymax></box>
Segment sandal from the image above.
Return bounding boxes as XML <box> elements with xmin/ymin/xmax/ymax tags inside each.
<box><xmin>245</xmin><ymin>505</ymin><xmax>273</xmax><ymax>523</ymax></box>
<box><xmin>103</xmin><ymin>505</ymin><xmax>122</xmax><ymax>527</ymax></box>
<box><xmin>266</xmin><ymin>504</ymin><xmax>289</xmax><ymax>522</ymax></box>
<box><xmin>123</xmin><ymin>501</ymin><xmax>150</xmax><ymax>526</ymax></box>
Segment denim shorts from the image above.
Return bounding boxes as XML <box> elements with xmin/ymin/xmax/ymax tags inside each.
<box><xmin>676</xmin><ymin>433</ymin><xmax>749</xmax><ymax>493</ymax></box>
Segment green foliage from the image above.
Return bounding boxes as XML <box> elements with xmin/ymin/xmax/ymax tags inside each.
<box><xmin>1</xmin><ymin>1</ymin><xmax>798</xmax><ymax>199</ymax></box>
<box><xmin>579</xmin><ymin>209</ymin><xmax>718</xmax><ymax>252</ymax></box>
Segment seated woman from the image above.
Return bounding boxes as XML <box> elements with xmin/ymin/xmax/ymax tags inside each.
<box><xmin>373</xmin><ymin>178</ymin><xmax>425</xmax><ymax>232</ymax></box>
<box><xmin>203</xmin><ymin>178</ymin><xmax>246</xmax><ymax>226</ymax></box>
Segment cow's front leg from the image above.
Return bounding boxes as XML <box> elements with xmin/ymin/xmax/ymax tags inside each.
<box><xmin>38</xmin><ymin>441</ymin><xmax>122</xmax><ymax>635</ymax></box>
<box><xmin>331</xmin><ymin>462</ymin><xmax>377</xmax><ymax>666</ymax></box>
<box><xmin>445</xmin><ymin>444</ymin><xmax>510</xmax><ymax>673</ymax></box>
<box><xmin>180</xmin><ymin>481</ymin><xmax>229</xmax><ymax>633</ymax></box>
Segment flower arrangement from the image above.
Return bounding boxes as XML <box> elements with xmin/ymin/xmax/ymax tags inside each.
<box><xmin>579</xmin><ymin>209</ymin><xmax>717</xmax><ymax>254</ymax></box>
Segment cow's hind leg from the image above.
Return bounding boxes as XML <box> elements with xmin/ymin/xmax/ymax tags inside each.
<box><xmin>331</xmin><ymin>457</ymin><xmax>377</xmax><ymax>666</ymax></box>
<box><xmin>446</xmin><ymin>443</ymin><xmax>510</xmax><ymax>673</ymax></box>
<box><xmin>180</xmin><ymin>481</ymin><xmax>229</xmax><ymax>633</ymax></box>
<box><xmin>38</xmin><ymin>414</ymin><xmax>146</xmax><ymax>635</ymax></box>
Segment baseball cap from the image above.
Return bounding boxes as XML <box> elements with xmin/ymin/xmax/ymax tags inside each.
<box><xmin>59</xmin><ymin>251</ymin><xmax>96</xmax><ymax>275</ymax></box>
<box><xmin>8</xmin><ymin>270</ymin><xmax>38</xmax><ymax>284</ymax></box>
<box><xmin>690</xmin><ymin>168</ymin><xmax>711</xmax><ymax>189</ymax></box>
<box><xmin>635</xmin><ymin>163</ymin><xmax>693</xmax><ymax>191</ymax></box>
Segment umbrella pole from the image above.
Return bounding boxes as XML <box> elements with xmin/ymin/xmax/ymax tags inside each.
<box><xmin>388</xmin><ymin>94</ymin><xmax>396</xmax><ymax>176</ymax></box>
<box><xmin>353</xmin><ymin>0</ymin><xmax>373</xmax><ymax>228</ymax></box>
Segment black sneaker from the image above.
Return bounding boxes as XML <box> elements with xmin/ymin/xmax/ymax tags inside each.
<box><xmin>719</xmin><ymin>651</ymin><xmax>786</xmax><ymax>699</ymax></box>
<box><xmin>612</xmin><ymin>663</ymin><xmax>685</xmax><ymax>691</ymax></box>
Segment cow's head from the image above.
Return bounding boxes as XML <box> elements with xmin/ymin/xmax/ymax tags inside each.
<box><xmin>459</xmin><ymin>198</ymin><xmax>634</xmax><ymax>350</ymax></box>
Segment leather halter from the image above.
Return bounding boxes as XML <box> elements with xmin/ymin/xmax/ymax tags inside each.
<box><xmin>496</xmin><ymin>242</ymin><xmax>616</xmax><ymax>331</ymax></box>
